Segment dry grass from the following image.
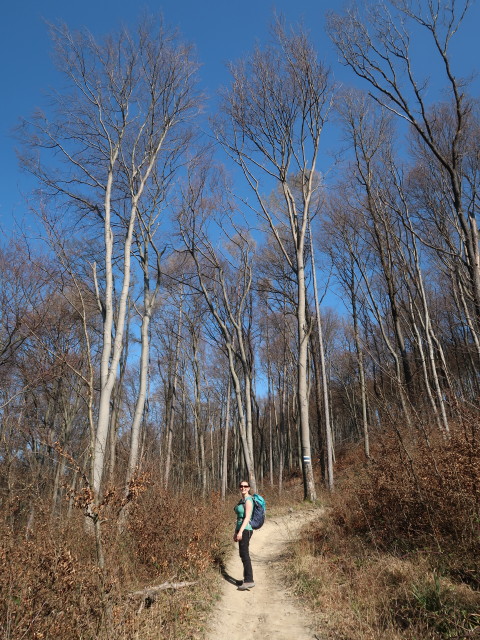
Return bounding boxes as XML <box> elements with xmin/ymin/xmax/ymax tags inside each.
<box><xmin>0</xmin><ymin>481</ymin><xmax>232</xmax><ymax>640</ymax></box>
<box><xmin>0</xmin><ymin>469</ymin><xmax>309</xmax><ymax>640</ymax></box>
<box><xmin>283</xmin><ymin>418</ymin><xmax>480</xmax><ymax>640</ymax></box>
<box><xmin>3</xmin><ymin>420</ymin><xmax>478</xmax><ymax>639</ymax></box>
<box><xmin>286</xmin><ymin>519</ymin><xmax>479</xmax><ymax>639</ymax></box>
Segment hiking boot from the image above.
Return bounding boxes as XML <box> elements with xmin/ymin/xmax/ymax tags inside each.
<box><xmin>237</xmin><ymin>581</ymin><xmax>255</xmax><ymax>590</ymax></box>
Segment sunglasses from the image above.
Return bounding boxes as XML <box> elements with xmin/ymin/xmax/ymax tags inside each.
<box><xmin>239</xmin><ymin>484</ymin><xmax>249</xmax><ymax>488</ymax></box>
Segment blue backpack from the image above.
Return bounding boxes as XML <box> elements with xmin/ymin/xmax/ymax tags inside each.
<box><xmin>249</xmin><ymin>493</ymin><xmax>266</xmax><ymax>530</ymax></box>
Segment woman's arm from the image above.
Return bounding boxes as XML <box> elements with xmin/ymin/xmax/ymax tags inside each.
<box><xmin>235</xmin><ymin>497</ymin><xmax>253</xmax><ymax>541</ymax></box>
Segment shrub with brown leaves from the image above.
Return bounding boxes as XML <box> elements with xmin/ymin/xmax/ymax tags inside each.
<box><xmin>287</xmin><ymin>415</ymin><xmax>480</xmax><ymax>639</ymax></box>
<box><xmin>0</xmin><ymin>480</ymin><xmax>231</xmax><ymax>640</ymax></box>
<box><xmin>0</xmin><ymin>512</ymin><xmax>104</xmax><ymax>639</ymax></box>
<box><xmin>126</xmin><ymin>485</ymin><xmax>226</xmax><ymax>581</ymax></box>
<box><xmin>333</xmin><ymin>418</ymin><xmax>480</xmax><ymax>576</ymax></box>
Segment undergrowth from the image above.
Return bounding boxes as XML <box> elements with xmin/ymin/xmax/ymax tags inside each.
<box><xmin>0</xmin><ymin>468</ymin><xmax>306</xmax><ymax>640</ymax></box>
<box><xmin>284</xmin><ymin>416</ymin><xmax>480</xmax><ymax>640</ymax></box>
<box><xmin>0</xmin><ymin>480</ymin><xmax>231</xmax><ymax>640</ymax></box>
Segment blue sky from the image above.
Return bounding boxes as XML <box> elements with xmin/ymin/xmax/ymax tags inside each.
<box><xmin>1</xmin><ymin>0</ymin><xmax>479</xmax><ymax>234</ymax></box>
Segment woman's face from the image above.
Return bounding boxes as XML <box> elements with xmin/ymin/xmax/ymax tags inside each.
<box><xmin>239</xmin><ymin>482</ymin><xmax>250</xmax><ymax>496</ymax></box>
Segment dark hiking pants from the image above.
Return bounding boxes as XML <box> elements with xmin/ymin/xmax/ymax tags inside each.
<box><xmin>238</xmin><ymin>529</ymin><xmax>253</xmax><ymax>583</ymax></box>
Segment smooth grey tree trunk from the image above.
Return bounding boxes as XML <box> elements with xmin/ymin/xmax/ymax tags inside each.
<box><xmin>309</xmin><ymin>220</ymin><xmax>334</xmax><ymax>488</ymax></box>
<box><xmin>164</xmin><ymin>301</ymin><xmax>184</xmax><ymax>489</ymax></box>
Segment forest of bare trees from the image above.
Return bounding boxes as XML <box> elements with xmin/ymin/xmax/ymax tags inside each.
<box><xmin>1</xmin><ymin>2</ymin><xmax>479</xmax><ymax>636</ymax></box>
<box><xmin>3</xmin><ymin>0</ymin><xmax>479</xmax><ymax>521</ymax></box>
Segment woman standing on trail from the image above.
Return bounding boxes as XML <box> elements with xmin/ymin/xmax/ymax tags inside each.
<box><xmin>234</xmin><ymin>481</ymin><xmax>255</xmax><ymax>590</ymax></box>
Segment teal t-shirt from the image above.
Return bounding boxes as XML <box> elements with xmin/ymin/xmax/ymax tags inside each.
<box><xmin>234</xmin><ymin>496</ymin><xmax>253</xmax><ymax>531</ymax></box>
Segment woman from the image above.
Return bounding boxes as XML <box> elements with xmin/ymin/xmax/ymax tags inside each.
<box><xmin>234</xmin><ymin>481</ymin><xmax>255</xmax><ymax>590</ymax></box>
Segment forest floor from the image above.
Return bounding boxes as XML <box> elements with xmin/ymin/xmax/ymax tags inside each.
<box><xmin>206</xmin><ymin>507</ymin><xmax>323</xmax><ymax>640</ymax></box>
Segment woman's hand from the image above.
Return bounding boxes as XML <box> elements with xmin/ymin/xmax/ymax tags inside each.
<box><xmin>236</xmin><ymin>531</ymin><xmax>243</xmax><ymax>541</ymax></box>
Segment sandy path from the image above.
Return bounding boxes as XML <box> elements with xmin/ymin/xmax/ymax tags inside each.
<box><xmin>206</xmin><ymin>508</ymin><xmax>322</xmax><ymax>640</ymax></box>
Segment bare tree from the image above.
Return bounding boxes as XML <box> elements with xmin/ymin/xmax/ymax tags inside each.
<box><xmin>216</xmin><ymin>21</ymin><xmax>333</xmax><ymax>500</ymax></box>
<box><xmin>177</xmin><ymin>159</ymin><xmax>259</xmax><ymax>491</ymax></box>
<box><xmin>308</xmin><ymin>219</ymin><xmax>335</xmax><ymax>486</ymax></box>
<box><xmin>19</xmin><ymin>19</ymin><xmax>200</xmax><ymax>527</ymax></box>
<box><xmin>327</xmin><ymin>0</ymin><xmax>480</xmax><ymax>337</ymax></box>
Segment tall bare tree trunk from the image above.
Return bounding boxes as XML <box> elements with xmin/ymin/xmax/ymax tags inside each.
<box><xmin>164</xmin><ymin>301</ymin><xmax>184</xmax><ymax>490</ymax></box>
<box><xmin>221</xmin><ymin>376</ymin><xmax>231</xmax><ymax>500</ymax></box>
<box><xmin>217</xmin><ymin>22</ymin><xmax>332</xmax><ymax>501</ymax></box>
<box><xmin>309</xmin><ymin>221</ymin><xmax>335</xmax><ymax>488</ymax></box>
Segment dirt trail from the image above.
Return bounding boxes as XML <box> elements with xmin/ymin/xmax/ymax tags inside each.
<box><xmin>206</xmin><ymin>508</ymin><xmax>322</xmax><ymax>640</ymax></box>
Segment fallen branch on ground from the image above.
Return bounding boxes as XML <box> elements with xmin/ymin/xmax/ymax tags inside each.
<box><xmin>130</xmin><ymin>581</ymin><xmax>197</xmax><ymax>613</ymax></box>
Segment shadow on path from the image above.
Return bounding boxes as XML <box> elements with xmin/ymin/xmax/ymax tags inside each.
<box><xmin>216</xmin><ymin>557</ymin><xmax>242</xmax><ymax>587</ymax></box>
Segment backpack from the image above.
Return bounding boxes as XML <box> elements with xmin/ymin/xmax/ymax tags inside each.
<box><xmin>249</xmin><ymin>493</ymin><xmax>266</xmax><ymax>530</ymax></box>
